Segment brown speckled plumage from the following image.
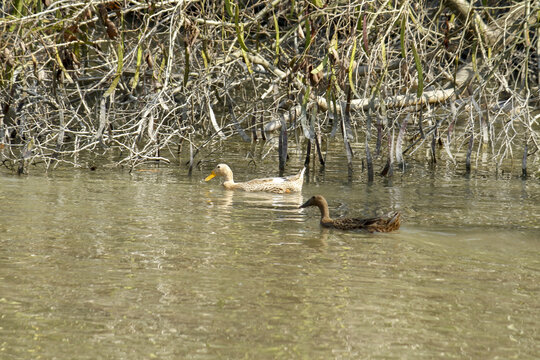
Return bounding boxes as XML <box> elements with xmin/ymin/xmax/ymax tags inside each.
<box><xmin>300</xmin><ymin>195</ymin><xmax>401</xmax><ymax>232</ymax></box>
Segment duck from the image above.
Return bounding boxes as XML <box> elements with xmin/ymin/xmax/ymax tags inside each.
<box><xmin>300</xmin><ymin>195</ymin><xmax>401</xmax><ymax>232</ymax></box>
<box><xmin>205</xmin><ymin>163</ymin><xmax>305</xmax><ymax>193</ymax></box>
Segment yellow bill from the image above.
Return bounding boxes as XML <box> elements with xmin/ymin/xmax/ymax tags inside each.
<box><xmin>205</xmin><ymin>171</ymin><xmax>216</xmax><ymax>181</ymax></box>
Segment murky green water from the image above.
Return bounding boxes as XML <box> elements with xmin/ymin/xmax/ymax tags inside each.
<box><xmin>1</xmin><ymin>145</ymin><xmax>539</xmax><ymax>359</ymax></box>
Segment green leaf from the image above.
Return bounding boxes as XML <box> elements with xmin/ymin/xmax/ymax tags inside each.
<box><xmin>54</xmin><ymin>46</ymin><xmax>74</xmax><ymax>83</ymax></box>
<box><xmin>348</xmin><ymin>36</ymin><xmax>358</xmax><ymax>97</ymax></box>
<box><xmin>310</xmin><ymin>0</ymin><xmax>325</xmax><ymax>8</ymax></box>
<box><xmin>400</xmin><ymin>15</ymin><xmax>406</xmax><ymax>59</ymax></box>
<box><xmin>304</xmin><ymin>17</ymin><xmax>311</xmax><ymax>49</ymax></box>
<box><xmin>157</xmin><ymin>51</ymin><xmax>166</xmax><ymax>84</ymax></box>
<box><xmin>130</xmin><ymin>40</ymin><xmax>143</xmax><ymax>90</ymax></box>
<box><xmin>302</xmin><ymin>86</ymin><xmax>311</xmax><ymax>105</ymax></box>
<box><xmin>471</xmin><ymin>42</ymin><xmax>481</xmax><ymax>82</ymax></box>
<box><xmin>311</xmin><ymin>55</ymin><xmax>326</xmax><ymax>75</ymax></box>
<box><xmin>103</xmin><ymin>75</ymin><xmax>121</xmax><ymax>98</ymax></box>
<box><xmin>272</xmin><ymin>7</ymin><xmax>280</xmax><ymax>64</ymax></box>
<box><xmin>224</xmin><ymin>0</ymin><xmax>234</xmax><ymax>18</ymax></box>
<box><xmin>234</xmin><ymin>4</ymin><xmax>248</xmax><ymax>52</ymax></box>
<box><xmin>234</xmin><ymin>3</ymin><xmax>251</xmax><ymax>73</ymax></box>
<box><xmin>411</xmin><ymin>42</ymin><xmax>423</xmax><ymax>98</ymax></box>
<box><xmin>9</xmin><ymin>0</ymin><xmax>24</xmax><ymax>32</ymax></box>
<box><xmin>202</xmin><ymin>40</ymin><xmax>209</xmax><ymax>68</ymax></box>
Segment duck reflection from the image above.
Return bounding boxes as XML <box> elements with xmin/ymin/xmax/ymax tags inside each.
<box><xmin>204</xmin><ymin>189</ymin><xmax>304</xmax><ymax>220</ymax></box>
<box><xmin>302</xmin><ymin>227</ymin><xmax>329</xmax><ymax>249</ymax></box>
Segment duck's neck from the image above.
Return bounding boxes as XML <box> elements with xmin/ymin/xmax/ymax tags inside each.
<box><xmin>317</xmin><ymin>201</ymin><xmax>333</xmax><ymax>224</ymax></box>
<box><xmin>222</xmin><ymin>172</ymin><xmax>235</xmax><ymax>186</ymax></box>
<box><xmin>223</xmin><ymin>179</ymin><xmax>238</xmax><ymax>190</ymax></box>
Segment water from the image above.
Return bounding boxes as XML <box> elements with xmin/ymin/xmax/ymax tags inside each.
<box><xmin>1</xmin><ymin>146</ymin><xmax>539</xmax><ymax>359</ymax></box>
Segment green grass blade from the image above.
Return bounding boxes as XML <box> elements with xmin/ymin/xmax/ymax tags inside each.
<box><xmin>400</xmin><ymin>15</ymin><xmax>406</xmax><ymax>59</ymax></box>
<box><xmin>348</xmin><ymin>36</ymin><xmax>358</xmax><ymax>97</ymax></box>
<box><xmin>130</xmin><ymin>39</ymin><xmax>143</xmax><ymax>90</ymax></box>
<box><xmin>411</xmin><ymin>41</ymin><xmax>423</xmax><ymax>98</ymax></box>
<box><xmin>234</xmin><ymin>2</ymin><xmax>252</xmax><ymax>73</ymax></box>
<box><xmin>272</xmin><ymin>7</ymin><xmax>280</xmax><ymax>64</ymax></box>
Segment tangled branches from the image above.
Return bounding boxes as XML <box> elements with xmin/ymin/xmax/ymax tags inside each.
<box><xmin>0</xmin><ymin>0</ymin><xmax>538</xmax><ymax>177</ymax></box>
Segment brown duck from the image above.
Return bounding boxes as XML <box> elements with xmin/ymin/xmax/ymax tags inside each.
<box><xmin>300</xmin><ymin>195</ymin><xmax>401</xmax><ymax>232</ymax></box>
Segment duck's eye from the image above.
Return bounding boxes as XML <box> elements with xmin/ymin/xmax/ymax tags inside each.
<box><xmin>217</xmin><ymin>165</ymin><xmax>221</xmax><ymax>169</ymax></box>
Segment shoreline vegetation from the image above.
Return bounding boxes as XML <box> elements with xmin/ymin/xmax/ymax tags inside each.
<box><xmin>0</xmin><ymin>0</ymin><xmax>538</xmax><ymax>178</ymax></box>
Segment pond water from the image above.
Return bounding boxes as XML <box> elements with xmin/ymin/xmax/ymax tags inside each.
<box><xmin>1</xmin><ymin>143</ymin><xmax>539</xmax><ymax>359</ymax></box>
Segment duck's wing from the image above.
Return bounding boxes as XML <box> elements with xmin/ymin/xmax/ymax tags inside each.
<box><xmin>333</xmin><ymin>212</ymin><xmax>401</xmax><ymax>232</ymax></box>
<box><xmin>236</xmin><ymin>169</ymin><xmax>304</xmax><ymax>193</ymax></box>
<box><xmin>385</xmin><ymin>212</ymin><xmax>401</xmax><ymax>227</ymax></box>
<box><xmin>242</xmin><ymin>168</ymin><xmax>304</xmax><ymax>184</ymax></box>
<box><xmin>332</xmin><ymin>217</ymin><xmax>376</xmax><ymax>230</ymax></box>
<box><xmin>244</xmin><ymin>176</ymin><xmax>286</xmax><ymax>185</ymax></box>
<box><xmin>381</xmin><ymin>212</ymin><xmax>401</xmax><ymax>232</ymax></box>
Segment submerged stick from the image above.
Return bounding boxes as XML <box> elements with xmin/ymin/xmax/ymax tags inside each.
<box><xmin>251</xmin><ymin>115</ymin><xmax>258</xmax><ymax>141</ymax></box>
<box><xmin>304</xmin><ymin>139</ymin><xmax>311</xmax><ymax>169</ymax></box>
<box><xmin>430</xmin><ymin>127</ymin><xmax>437</xmax><ymax>164</ymax></box>
<box><xmin>466</xmin><ymin>110</ymin><xmax>474</xmax><ymax>174</ymax></box>
<box><xmin>342</xmin><ymin>87</ymin><xmax>354</xmax><ymax>180</ymax></box>
<box><xmin>395</xmin><ymin>115</ymin><xmax>409</xmax><ymax>170</ymax></box>
<box><xmin>389</xmin><ymin>128</ymin><xmax>395</xmax><ymax>177</ymax></box>
<box><xmin>278</xmin><ymin>117</ymin><xmax>287</xmax><ymax>175</ymax></box>
<box><xmin>366</xmin><ymin>107</ymin><xmax>374</xmax><ymax>183</ymax></box>
<box><xmin>259</xmin><ymin>114</ymin><xmax>266</xmax><ymax>141</ymax></box>
<box><xmin>314</xmin><ymin>134</ymin><xmax>325</xmax><ymax>167</ymax></box>
<box><xmin>418</xmin><ymin>107</ymin><xmax>425</xmax><ymax>139</ymax></box>
<box><xmin>188</xmin><ymin>137</ymin><xmax>194</xmax><ymax>176</ymax></box>
<box><xmin>466</xmin><ymin>133</ymin><xmax>473</xmax><ymax>174</ymax></box>
<box><xmin>97</xmin><ymin>98</ymin><xmax>108</xmax><ymax>146</ymax></box>
<box><xmin>445</xmin><ymin>99</ymin><xmax>457</xmax><ymax>164</ymax></box>
<box><xmin>522</xmin><ymin>142</ymin><xmax>527</xmax><ymax>178</ymax></box>
<box><xmin>366</xmin><ymin>137</ymin><xmax>373</xmax><ymax>183</ymax></box>
<box><xmin>330</xmin><ymin>92</ymin><xmax>340</xmax><ymax>138</ymax></box>
<box><xmin>375</xmin><ymin>115</ymin><xmax>382</xmax><ymax>156</ymax></box>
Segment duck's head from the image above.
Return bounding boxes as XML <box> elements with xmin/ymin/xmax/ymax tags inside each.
<box><xmin>299</xmin><ymin>195</ymin><xmax>327</xmax><ymax>209</ymax></box>
<box><xmin>205</xmin><ymin>163</ymin><xmax>233</xmax><ymax>182</ymax></box>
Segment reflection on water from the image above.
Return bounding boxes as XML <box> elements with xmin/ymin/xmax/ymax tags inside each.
<box><xmin>205</xmin><ymin>189</ymin><xmax>304</xmax><ymax>214</ymax></box>
<box><xmin>0</xmin><ymin>155</ymin><xmax>539</xmax><ymax>359</ymax></box>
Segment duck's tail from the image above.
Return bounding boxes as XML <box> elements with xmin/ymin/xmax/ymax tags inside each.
<box><xmin>288</xmin><ymin>166</ymin><xmax>306</xmax><ymax>181</ymax></box>
<box><xmin>387</xmin><ymin>211</ymin><xmax>401</xmax><ymax>229</ymax></box>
